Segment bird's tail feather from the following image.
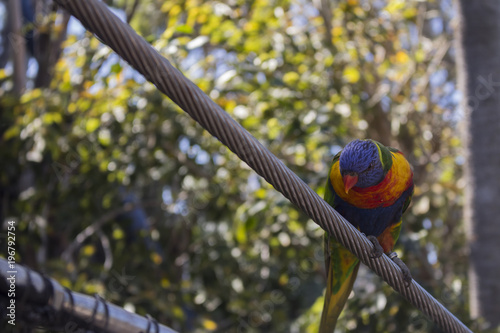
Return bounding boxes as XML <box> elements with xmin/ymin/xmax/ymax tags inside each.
<box><xmin>319</xmin><ymin>243</ymin><xmax>360</xmax><ymax>333</ymax></box>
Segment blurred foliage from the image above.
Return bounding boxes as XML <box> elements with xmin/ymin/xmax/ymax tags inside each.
<box><xmin>0</xmin><ymin>0</ymin><xmax>492</xmax><ymax>332</ymax></box>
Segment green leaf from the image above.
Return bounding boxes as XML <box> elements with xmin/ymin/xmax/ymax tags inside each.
<box><xmin>3</xmin><ymin>126</ymin><xmax>19</xmax><ymax>140</ymax></box>
<box><xmin>85</xmin><ymin>118</ymin><xmax>100</xmax><ymax>133</ymax></box>
<box><xmin>176</xmin><ymin>24</ymin><xmax>193</xmax><ymax>34</ymax></box>
<box><xmin>42</xmin><ymin>112</ymin><xmax>63</xmax><ymax>124</ymax></box>
<box><xmin>110</xmin><ymin>63</ymin><xmax>122</xmax><ymax>74</ymax></box>
<box><xmin>283</xmin><ymin>72</ymin><xmax>300</xmax><ymax>85</ymax></box>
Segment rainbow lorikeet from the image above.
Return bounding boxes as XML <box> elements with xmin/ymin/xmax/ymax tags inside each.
<box><xmin>319</xmin><ymin>139</ymin><xmax>414</xmax><ymax>332</ymax></box>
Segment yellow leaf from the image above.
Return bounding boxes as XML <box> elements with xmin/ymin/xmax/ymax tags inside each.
<box><xmin>225</xmin><ymin>99</ymin><xmax>236</xmax><ymax>111</ymax></box>
<box><xmin>75</xmin><ymin>55</ymin><xmax>85</xmax><ymax>68</ymax></box>
<box><xmin>267</xmin><ymin>118</ymin><xmax>280</xmax><ymax>139</ymax></box>
<box><xmin>202</xmin><ymin>319</ymin><xmax>218</xmax><ymax>331</ymax></box>
<box><xmin>235</xmin><ymin>221</ymin><xmax>247</xmax><ymax>244</ymax></box>
<box><xmin>161</xmin><ymin>278</ymin><xmax>171</xmax><ymax>288</ymax></box>
<box><xmin>450</xmin><ymin>137</ymin><xmax>461</xmax><ymax>147</ymax></box>
<box><xmin>311</xmin><ymin>295</ymin><xmax>325</xmax><ymax>313</ymax></box>
<box><xmin>84</xmin><ymin>283</ymin><xmax>104</xmax><ymax>295</ymax></box>
<box><xmin>279</xmin><ymin>274</ymin><xmax>288</xmax><ymax>286</ymax></box>
<box><xmin>353</xmin><ymin>6</ymin><xmax>365</xmax><ymax>18</ymax></box>
<box><xmin>243</xmin><ymin>37</ymin><xmax>262</xmax><ymax>53</ymax></box>
<box><xmin>20</xmin><ymin>89</ymin><xmax>42</xmax><ymax>103</ymax></box>
<box><xmin>82</xmin><ymin>245</ymin><xmax>95</xmax><ymax>256</ymax></box>
<box><xmin>343</xmin><ymin>66</ymin><xmax>360</xmax><ymax>83</ymax></box>
<box><xmin>415</xmin><ymin>49</ymin><xmax>426</xmax><ymax>63</ymax></box>
<box><xmin>288</xmin><ymin>220</ymin><xmax>303</xmax><ymax>232</ymax></box>
<box><xmin>68</xmin><ymin>102</ymin><xmax>77</xmax><ymax>113</ymax></box>
<box><xmin>90</xmin><ymin>38</ymin><xmax>100</xmax><ymax>49</ymax></box>
<box><xmin>348</xmin><ymin>47</ymin><xmax>359</xmax><ymax>60</ymax></box>
<box><xmin>168</xmin><ymin>4</ymin><xmax>181</xmax><ymax>16</ymax></box>
<box><xmin>289</xmin><ymin>210</ymin><xmax>299</xmax><ymax>220</ymax></box>
<box><xmin>98</xmin><ymin>130</ymin><xmax>111</xmax><ymax>146</ymax></box>
<box><xmin>385</xmin><ymin>0</ymin><xmax>405</xmax><ymax>14</ymax></box>
<box><xmin>86</xmin><ymin>118</ymin><xmax>100</xmax><ymax>133</ymax></box>
<box><xmin>173</xmin><ymin>306</ymin><xmax>185</xmax><ymax>320</ymax></box>
<box><xmin>151</xmin><ymin>252</ymin><xmax>163</xmax><ymax>265</ymax></box>
<box><xmin>395</xmin><ymin>50</ymin><xmax>410</xmax><ymax>64</ymax></box>
<box><xmin>112</xmin><ymin>228</ymin><xmax>125</xmax><ymax>240</ymax></box>
<box><xmin>243</xmin><ymin>115</ymin><xmax>259</xmax><ymax>128</ymax></box>
<box><xmin>389</xmin><ymin>306</ymin><xmax>399</xmax><ymax>316</ymax></box>
<box><xmin>283</xmin><ymin>71</ymin><xmax>300</xmax><ymax>85</ymax></box>
<box><xmin>160</xmin><ymin>2</ymin><xmax>174</xmax><ymax>12</ymax></box>
<box><xmin>403</xmin><ymin>7</ymin><xmax>417</xmax><ymax>19</ymax></box>
<box><xmin>42</xmin><ymin>112</ymin><xmax>63</xmax><ymax>124</ymax></box>
<box><xmin>332</xmin><ymin>26</ymin><xmax>343</xmax><ymax>38</ymax></box>
<box><xmin>255</xmin><ymin>188</ymin><xmax>266</xmax><ymax>199</ymax></box>
<box><xmin>244</xmin><ymin>21</ymin><xmax>259</xmax><ymax>32</ymax></box>
<box><xmin>59</xmin><ymin>277</ymin><xmax>72</xmax><ymax>288</ymax></box>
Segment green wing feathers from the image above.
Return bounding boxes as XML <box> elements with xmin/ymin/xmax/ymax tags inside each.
<box><xmin>319</xmin><ymin>236</ymin><xmax>360</xmax><ymax>333</ymax></box>
<box><xmin>320</xmin><ymin>155</ymin><xmax>359</xmax><ymax>332</ymax></box>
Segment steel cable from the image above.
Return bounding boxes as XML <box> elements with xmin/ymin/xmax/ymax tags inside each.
<box><xmin>0</xmin><ymin>259</ymin><xmax>177</xmax><ymax>333</ymax></box>
<box><xmin>52</xmin><ymin>0</ymin><xmax>472</xmax><ymax>332</ymax></box>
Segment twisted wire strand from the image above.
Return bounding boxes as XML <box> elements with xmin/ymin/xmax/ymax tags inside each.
<box><xmin>53</xmin><ymin>0</ymin><xmax>472</xmax><ymax>332</ymax></box>
<box><xmin>0</xmin><ymin>259</ymin><xmax>177</xmax><ymax>333</ymax></box>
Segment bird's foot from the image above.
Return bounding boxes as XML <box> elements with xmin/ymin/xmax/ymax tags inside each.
<box><xmin>366</xmin><ymin>235</ymin><xmax>412</xmax><ymax>287</ymax></box>
<box><xmin>367</xmin><ymin>235</ymin><xmax>384</xmax><ymax>259</ymax></box>
<box><xmin>388</xmin><ymin>252</ymin><xmax>413</xmax><ymax>287</ymax></box>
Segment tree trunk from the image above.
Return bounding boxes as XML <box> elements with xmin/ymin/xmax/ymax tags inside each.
<box><xmin>7</xmin><ymin>0</ymin><xmax>27</xmax><ymax>95</ymax></box>
<box><xmin>456</xmin><ymin>1</ymin><xmax>500</xmax><ymax>327</ymax></box>
<box><xmin>34</xmin><ymin>2</ymin><xmax>70</xmax><ymax>88</ymax></box>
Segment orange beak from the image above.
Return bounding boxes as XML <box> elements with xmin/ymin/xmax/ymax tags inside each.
<box><xmin>343</xmin><ymin>173</ymin><xmax>358</xmax><ymax>194</ymax></box>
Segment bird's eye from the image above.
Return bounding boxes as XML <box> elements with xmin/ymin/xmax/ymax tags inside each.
<box><xmin>367</xmin><ymin>162</ymin><xmax>374</xmax><ymax>170</ymax></box>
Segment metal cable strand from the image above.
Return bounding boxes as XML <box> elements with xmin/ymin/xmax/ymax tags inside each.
<box><xmin>0</xmin><ymin>259</ymin><xmax>178</xmax><ymax>333</ymax></box>
<box><xmin>53</xmin><ymin>0</ymin><xmax>471</xmax><ymax>332</ymax></box>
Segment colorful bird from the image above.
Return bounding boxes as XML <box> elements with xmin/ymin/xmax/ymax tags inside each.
<box><xmin>319</xmin><ymin>139</ymin><xmax>414</xmax><ymax>332</ymax></box>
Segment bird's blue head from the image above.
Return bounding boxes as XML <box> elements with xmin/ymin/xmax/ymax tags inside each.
<box><xmin>339</xmin><ymin>139</ymin><xmax>385</xmax><ymax>192</ymax></box>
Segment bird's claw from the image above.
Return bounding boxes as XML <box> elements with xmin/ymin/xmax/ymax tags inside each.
<box><xmin>388</xmin><ymin>252</ymin><xmax>413</xmax><ymax>287</ymax></box>
<box><xmin>367</xmin><ymin>235</ymin><xmax>384</xmax><ymax>259</ymax></box>
<box><xmin>366</xmin><ymin>235</ymin><xmax>412</xmax><ymax>287</ymax></box>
